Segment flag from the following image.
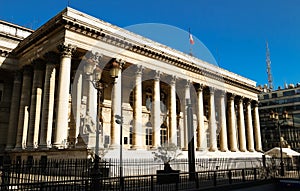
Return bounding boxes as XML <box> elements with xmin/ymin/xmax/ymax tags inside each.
<box><xmin>189</xmin><ymin>33</ymin><xmax>194</xmax><ymax>45</ymax></box>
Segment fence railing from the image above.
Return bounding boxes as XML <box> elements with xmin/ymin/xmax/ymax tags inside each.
<box><xmin>0</xmin><ymin>157</ymin><xmax>299</xmax><ymax>190</ymax></box>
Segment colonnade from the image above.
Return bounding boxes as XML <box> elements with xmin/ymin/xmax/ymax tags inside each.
<box><xmin>6</xmin><ymin>48</ymin><xmax>263</xmax><ymax>153</ymax></box>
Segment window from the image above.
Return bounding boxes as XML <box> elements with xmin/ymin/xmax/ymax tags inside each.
<box><xmin>263</xmin><ymin>94</ymin><xmax>269</xmax><ymax>99</ymax></box>
<box><xmin>283</xmin><ymin>90</ymin><xmax>295</xmax><ymax>96</ymax></box>
<box><xmin>160</xmin><ymin>123</ymin><xmax>167</xmax><ymax>144</ymax></box>
<box><xmin>271</xmin><ymin>93</ymin><xmax>277</xmax><ymax>98</ymax></box>
<box><xmin>146</xmin><ymin>128</ymin><xmax>152</xmax><ymax>146</ymax></box>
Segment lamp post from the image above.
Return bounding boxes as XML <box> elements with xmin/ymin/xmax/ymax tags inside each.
<box><xmin>270</xmin><ymin>110</ymin><xmax>288</xmax><ymax>176</ymax></box>
<box><xmin>83</xmin><ymin>52</ymin><xmax>104</xmax><ymax>190</ymax></box>
<box><xmin>186</xmin><ymin>98</ymin><xmax>196</xmax><ymax>181</ymax></box>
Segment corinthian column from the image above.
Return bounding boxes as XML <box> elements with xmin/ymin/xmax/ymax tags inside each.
<box><xmin>152</xmin><ymin>71</ymin><xmax>161</xmax><ymax>148</ymax></box>
<box><xmin>209</xmin><ymin>87</ymin><xmax>217</xmax><ymax>151</ymax></box>
<box><xmin>228</xmin><ymin>94</ymin><xmax>238</xmax><ymax>152</ymax></box>
<box><xmin>219</xmin><ymin>91</ymin><xmax>228</xmax><ymax>152</ymax></box>
<box><xmin>15</xmin><ymin>66</ymin><xmax>32</xmax><ymax>149</ymax></box>
<box><xmin>53</xmin><ymin>44</ymin><xmax>76</xmax><ymax>148</ymax></box>
<box><xmin>6</xmin><ymin>71</ymin><xmax>22</xmax><ymax>150</ymax></box>
<box><xmin>169</xmin><ymin>76</ymin><xmax>177</xmax><ymax>145</ymax></box>
<box><xmin>238</xmin><ymin>97</ymin><xmax>247</xmax><ymax>152</ymax></box>
<box><xmin>196</xmin><ymin>84</ymin><xmax>206</xmax><ymax>151</ymax></box>
<box><xmin>110</xmin><ymin>59</ymin><xmax>123</xmax><ymax>148</ymax></box>
<box><xmin>40</xmin><ymin>52</ymin><xmax>58</xmax><ymax>148</ymax></box>
<box><xmin>246</xmin><ymin>100</ymin><xmax>255</xmax><ymax>152</ymax></box>
<box><xmin>27</xmin><ymin>59</ymin><xmax>45</xmax><ymax>149</ymax></box>
<box><xmin>133</xmin><ymin>65</ymin><xmax>143</xmax><ymax>149</ymax></box>
<box><xmin>253</xmin><ymin>101</ymin><xmax>262</xmax><ymax>151</ymax></box>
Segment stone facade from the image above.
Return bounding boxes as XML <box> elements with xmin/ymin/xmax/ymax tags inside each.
<box><xmin>0</xmin><ymin>8</ymin><xmax>262</xmax><ymax>160</ymax></box>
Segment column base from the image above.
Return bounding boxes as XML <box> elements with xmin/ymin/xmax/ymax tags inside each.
<box><xmin>220</xmin><ymin>148</ymin><xmax>229</xmax><ymax>152</ymax></box>
<box><xmin>209</xmin><ymin>147</ymin><xmax>218</xmax><ymax>152</ymax></box>
<box><xmin>196</xmin><ymin>148</ymin><xmax>206</xmax><ymax>151</ymax></box>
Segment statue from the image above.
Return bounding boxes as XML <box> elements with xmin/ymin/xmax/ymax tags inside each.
<box><xmin>83</xmin><ymin>111</ymin><xmax>96</xmax><ymax>134</ymax></box>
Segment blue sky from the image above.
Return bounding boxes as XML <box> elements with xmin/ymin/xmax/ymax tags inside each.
<box><xmin>1</xmin><ymin>0</ymin><xmax>300</xmax><ymax>89</ymax></box>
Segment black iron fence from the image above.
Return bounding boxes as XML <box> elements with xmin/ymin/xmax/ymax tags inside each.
<box><xmin>0</xmin><ymin>157</ymin><xmax>299</xmax><ymax>190</ymax></box>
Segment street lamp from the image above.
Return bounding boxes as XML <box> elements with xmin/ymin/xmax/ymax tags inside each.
<box><xmin>83</xmin><ymin>52</ymin><xmax>103</xmax><ymax>190</ymax></box>
<box><xmin>270</xmin><ymin>110</ymin><xmax>288</xmax><ymax>176</ymax></box>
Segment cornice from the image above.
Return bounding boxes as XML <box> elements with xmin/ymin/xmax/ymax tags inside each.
<box><xmin>11</xmin><ymin>7</ymin><xmax>260</xmax><ymax>94</ymax></box>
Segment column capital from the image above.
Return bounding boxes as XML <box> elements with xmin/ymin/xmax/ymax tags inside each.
<box><xmin>154</xmin><ymin>70</ymin><xmax>160</xmax><ymax>80</ymax></box>
<box><xmin>253</xmin><ymin>100</ymin><xmax>259</xmax><ymax>107</ymax></box>
<box><xmin>219</xmin><ymin>90</ymin><xmax>226</xmax><ymax>97</ymax></box>
<box><xmin>195</xmin><ymin>83</ymin><xmax>204</xmax><ymax>92</ymax></box>
<box><xmin>209</xmin><ymin>87</ymin><xmax>216</xmax><ymax>95</ymax></box>
<box><xmin>44</xmin><ymin>51</ymin><xmax>60</xmax><ymax>65</ymax></box>
<box><xmin>246</xmin><ymin>98</ymin><xmax>252</xmax><ymax>105</ymax></box>
<box><xmin>238</xmin><ymin>96</ymin><xmax>245</xmax><ymax>103</ymax></box>
<box><xmin>185</xmin><ymin>80</ymin><xmax>191</xmax><ymax>88</ymax></box>
<box><xmin>170</xmin><ymin>75</ymin><xmax>176</xmax><ymax>85</ymax></box>
<box><xmin>57</xmin><ymin>43</ymin><xmax>76</xmax><ymax>58</ymax></box>
<box><xmin>135</xmin><ymin>65</ymin><xmax>144</xmax><ymax>75</ymax></box>
<box><xmin>115</xmin><ymin>58</ymin><xmax>126</xmax><ymax>67</ymax></box>
<box><xmin>229</xmin><ymin>93</ymin><xmax>235</xmax><ymax>100</ymax></box>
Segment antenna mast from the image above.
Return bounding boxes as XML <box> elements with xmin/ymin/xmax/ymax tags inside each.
<box><xmin>266</xmin><ymin>41</ymin><xmax>273</xmax><ymax>90</ymax></box>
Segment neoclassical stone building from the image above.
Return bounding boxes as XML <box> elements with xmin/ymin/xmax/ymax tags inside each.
<box><xmin>0</xmin><ymin>8</ymin><xmax>262</xmax><ymax>160</ymax></box>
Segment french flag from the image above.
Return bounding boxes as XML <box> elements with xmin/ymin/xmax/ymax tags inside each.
<box><xmin>189</xmin><ymin>33</ymin><xmax>195</xmax><ymax>45</ymax></box>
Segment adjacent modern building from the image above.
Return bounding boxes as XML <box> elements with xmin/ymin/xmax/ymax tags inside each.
<box><xmin>259</xmin><ymin>84</ymin><xmax>300</xmax><ymax>152</ymax></box>
<box><xmin>0</xmin><ymin>7</ymin><xmax>263</xmax><ymax>161</ymax></box>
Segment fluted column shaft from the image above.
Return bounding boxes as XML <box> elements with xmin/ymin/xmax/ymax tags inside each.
<box><xmin>246</xmin><ymin>100</ymin><xmax>255</xmax><ymax>152</ymax></box>
<box><xmin>53</xmin><ymin>44</ymin><xmax>76</xmax><ymax>148</ymax></box>
<box><xmin>110</xmin><ymin>61</ymin><xmax>122</xmax><ymax>148</ymax></box>
<box><xmin>153</xmin><ymin>71</ymin><xmax>161</xmax><ymax>147</ymax></box>
<box><xmin>209</xmin><ymin>88</ymin><xmax>217</xmax><ymax>151</ymax></box>
<box><xmin>133</xmin><ymin>66</ymin><xmax>143</xmax><ymax>149</ymax></box>
<box><xmin>169</xmin><ymin>76</ymin><xmax>177</xmax><ymax>145</ymax></box>
<box><xmin>219</xmin><ymin>91</ymin><xmax>228</xmax><ymax>151</ymax></box>
<box><xmin>40</xmin><ymin>59</ymin><xmax>56</xmax><ymax>148</ymax></box>
<box><xmin>74</xmin><ymin>73</ymin><xmax>82</xmax><ymax>145</ymax></box>
<box><xmin>228</xmin><ymin>94</ymin><xmax>238</xmax><ymax>151</ymax></box>
<box><xmin>196</xmin><ymin>85</ymin><xmax>206</xmax><ymax>150</ymax></box>
<box><xmin>6</xmin><ymin>71</ymin><xmax>22</xmax><ymax>150</ymax></box>
<box><xmin>238</xmin><ymin>98</ymin><xmax>247</xmax><ymax>152</ymax></box>
<box><xmin>253</xmin><ymin>102</ymin><xmax>262</xmax><ymax>151</ymax></box>
<box><xmin>27</xmin><ymin>61</ymin><xmax>44</xmax><ymax>148</ymax></box>
<box><xmin>15</xmin><ymin>66</ymin><xmax>32</xmax><ymax>149</ymax></box>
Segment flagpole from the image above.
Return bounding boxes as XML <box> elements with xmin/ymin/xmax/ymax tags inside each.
<box><xmin>189</xmin><ymin>28</ymin><xmax>194</xmax><ymax>56</ymax></box>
